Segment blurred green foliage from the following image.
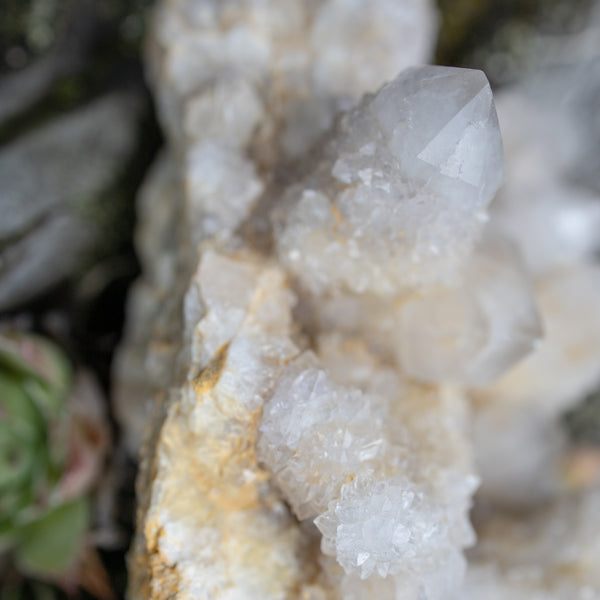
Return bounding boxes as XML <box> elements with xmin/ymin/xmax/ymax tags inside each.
<box><xmin>0</xmin><ymin>333</ymin><xmax>89</xmax><ymax>583</ymax></box>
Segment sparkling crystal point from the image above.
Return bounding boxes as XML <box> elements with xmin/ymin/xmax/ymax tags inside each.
<box><xmin>371</xmin><ymin>65</ymin><xmax>504</xmax><ymax>205</ymax></box>
<box><xmin>277</xmin><ymin>66</ymin><xmax>506</xmax><ymax>295</ymax></box>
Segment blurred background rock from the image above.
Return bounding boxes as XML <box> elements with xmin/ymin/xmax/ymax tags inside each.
<box><xmin>436</xmin><ymin>0</ymin><xmax>595</xmax><ymax>84</ymax></box>
<box><xmin>0</xmin><ymin>0</ymin><xmax>161</xmax><ymax>381</ymax></box>
<box><xmin>0</xmin><ymin>0</ymin><xmax>598</xmax><ymax>598</ymax></box>
<box><xmin>0</xmin><ymin>2</ymin><xmax>160</xmax><ymax>598</ymax></box>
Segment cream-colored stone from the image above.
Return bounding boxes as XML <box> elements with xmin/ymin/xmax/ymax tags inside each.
<box><xmin>114</xmin><ymin>1</ymin><xmax>600</xmax><ymax>599</ymax></box>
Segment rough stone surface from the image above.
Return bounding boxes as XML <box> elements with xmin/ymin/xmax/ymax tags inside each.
<box><xmin>113</xmin><ymin>0</ymin><xmax>600</xmax><ymax>599</ymax></box>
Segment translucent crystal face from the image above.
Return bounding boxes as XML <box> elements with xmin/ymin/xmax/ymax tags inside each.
<box><xmin>369</xmin><ymin>67</ymin><xmax>504</xmax><ymax>206</ymax></box>
<box><xmin>315</xmin><ymin>476</ymin><xmax>452</xmax><ymax>578</ymax></box>
<box><xmin>259</xmin><ymin>66</ymin><xmax>529</xmax><ymax>598</ymax></box>
<box><xmin>257</xmin><ymin>353</ymin><xmax>389</xmax><ymax>520</ymax></box>
<box><xmin>276</xmin><ymin>65</ymin><xmax>505</xmax><ymax>295</ymax></box>
<box><xmin>258</xmin><ymin>349</ymin><xmax>477</xmax><ymax>591</ymax></box>
<box><xmin>397</xmin><ymin>230</ymin><xmax>542</xmax><ymax>385</ymax></box>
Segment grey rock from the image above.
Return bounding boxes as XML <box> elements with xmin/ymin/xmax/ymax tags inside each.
<box><xmin>0</xmin><ymin>52</ymin><xmax>68</xmax><ymax>127</ymax></box>
<box><xmin>0</xmin><ymin>92</ymin><xmax>141</xmax><ymax>311</ymax></box>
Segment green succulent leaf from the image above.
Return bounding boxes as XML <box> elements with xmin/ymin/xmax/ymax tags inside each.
<box><xmin>0</xmin><ymin>375</ymin><xmax>47</xmax><ymax>516</ymax></box>
<box><xmin>30</xmin><ymin>581</ymin><xmax>58</xmax><ymax>600</ymax></box>
<box><xmin>0</xmin><ymin>514</ymin><xmax>16</xmax><ymax>552</ymax></box>
<box><xmin>0</xmin><ymin>332</ymin><xmax>72</xmax><ymax>387</ymax></box>
<box><xmin>0</xmin><ymin>331</ymin><xmax>81</xmax><ymax>578</ymax></box>
<box><xmin>0</xmin><ymin>333</ymin><xmax>72</xmax><ymax>419</ymax></box>
<box><xmin>14</xmin><ymin>496</ymin><xmax>90</xmax><ymax>578</ymax></box>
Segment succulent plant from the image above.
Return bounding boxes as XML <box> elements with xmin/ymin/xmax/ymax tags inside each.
<box><xmin>0</xmin><ymin>331</ymin><xmax>91</xmax><ymax>582</ymax></box>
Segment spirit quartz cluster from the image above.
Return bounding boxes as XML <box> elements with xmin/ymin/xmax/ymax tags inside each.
<box><xmin>114</xmin><ymin>1</ymin><xmax>600</xmax><ymax>599</ymax></box>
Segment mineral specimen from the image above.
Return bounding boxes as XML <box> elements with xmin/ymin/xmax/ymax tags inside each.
<box><xmin>114</xmin><ymin>0</ymin><xmax>600</xmax><ymax>599</ymax></box>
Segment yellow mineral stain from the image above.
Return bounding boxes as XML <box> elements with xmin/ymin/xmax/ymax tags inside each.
<box><xmin>135</xmin><ymin>285</ymin><xmax>309</xmax><ymax>598</ymax></box>
<box><xmin>143</xmin><ymin>524</ymin><xmax>180</xmax><ymax>600</ymax></box>
<box><xmin>331</xmin><ymin>204</ymin><xmax>343</xmax><ymax>234</ymax></box>
<box><xmin>191</xmin><ymin>343</ymin><xmax>230</xmax><ymax>398</ymax></box>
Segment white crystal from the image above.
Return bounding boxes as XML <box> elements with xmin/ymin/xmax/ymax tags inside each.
<box><xmin>316</xmin><ymin>475</ymin><xmax>453</xmax><ymax>579</ymax></box>
<box><xmin>276</xmin><ymin>66</ymin><xmax>505</xmax><ymax>296</ymax></box>
<box><xmin>464</xmin><ymin>489</ymin><xmax>600</xmax><ymax>600</ymax></box>
<box><xmin>471</xmin><ymin>398</ymin><xmax>568</xmax><ymax>508</ymax></box>
<box><xmin>258</xmin><ymin>352</ymin><xmax>388</xmax><ymax>520</ymax></box>
<box><xmin>258</xmin><ymin>344</ymin><xmax>477</xmax><ymax>592</ymax></box>
<box><xmin>309</xmin><ymin>0</ymin><xmax>437</xmax><ymax>96</ymax></box>
<box><xmin>185</xmin><ymin>141</ymin><xmax>264</xmax><ymax>238</ymax></box>
<box><xmin>370</xmin><ymin>67</ymin><xmax>503</xmax><ymax>203</ymax></box>
<box><xmin>166</xmin><ymin>27</ymin><xmax>270</xmax><ymax>98</ymax></box>
<box><xmin>476</xmin><ymin>263</ymin><xmax>600</xmax><ymax>415</ymax></box>
<box><xmin>183</xmin><ymin>77</ymin><xmax>265</xmax><ymax>147</ymax></box>
<box><xmin>116</xmin><ymin>1</ymin><xmax>600</xmax><ymax>598</ymax></box>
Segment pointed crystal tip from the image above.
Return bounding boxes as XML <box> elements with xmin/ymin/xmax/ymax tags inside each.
<box><xmin>276</xmin><ymin>65</ymin><xmax>506</xmax><ymax>295</ymax></box>
<box><xmin>370</xmin><ymin>65</ymin><xmax>505</xmax><ymax>205</ymax></box>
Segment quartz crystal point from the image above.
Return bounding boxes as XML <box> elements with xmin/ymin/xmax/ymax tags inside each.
<box><xmin>276</xmin><ymin>65</ymin><xmax>505</xmax><ymax>295</ymax></box>
<box><xmin>276</xmin><ymin>66</ymin><xmax>539</xmax><ymax>386</ymax></box>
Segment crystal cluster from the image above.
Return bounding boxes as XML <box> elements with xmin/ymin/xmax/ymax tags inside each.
<box><xmin>256</xmin><ymin>64</ymin><xmax>508</xmax><ymax>596</ymax></box>
<box><xmin>276</xmin><ymin>67</ymin><xmax>504</xmax><ymax>294</ymax></box>
<box><xmin>274</xmin><ymin>66</ymin><xmax>540</xmax><ymax>388</ymax></box>
<box><xmin>258</xmin><ymin>351</ymin><xmax>476</xmax><ymax>589</ymax></box>
<box><xmin>113</xmin><ymin>1</ymin><xmax>600</xmax><ymax>599</ymax></box>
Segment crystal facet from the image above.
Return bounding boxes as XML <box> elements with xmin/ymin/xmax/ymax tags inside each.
<box><xmin>276</xmin><ymin>66</ymin><xmax>505</xmax><ymax>296</ymax></box>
